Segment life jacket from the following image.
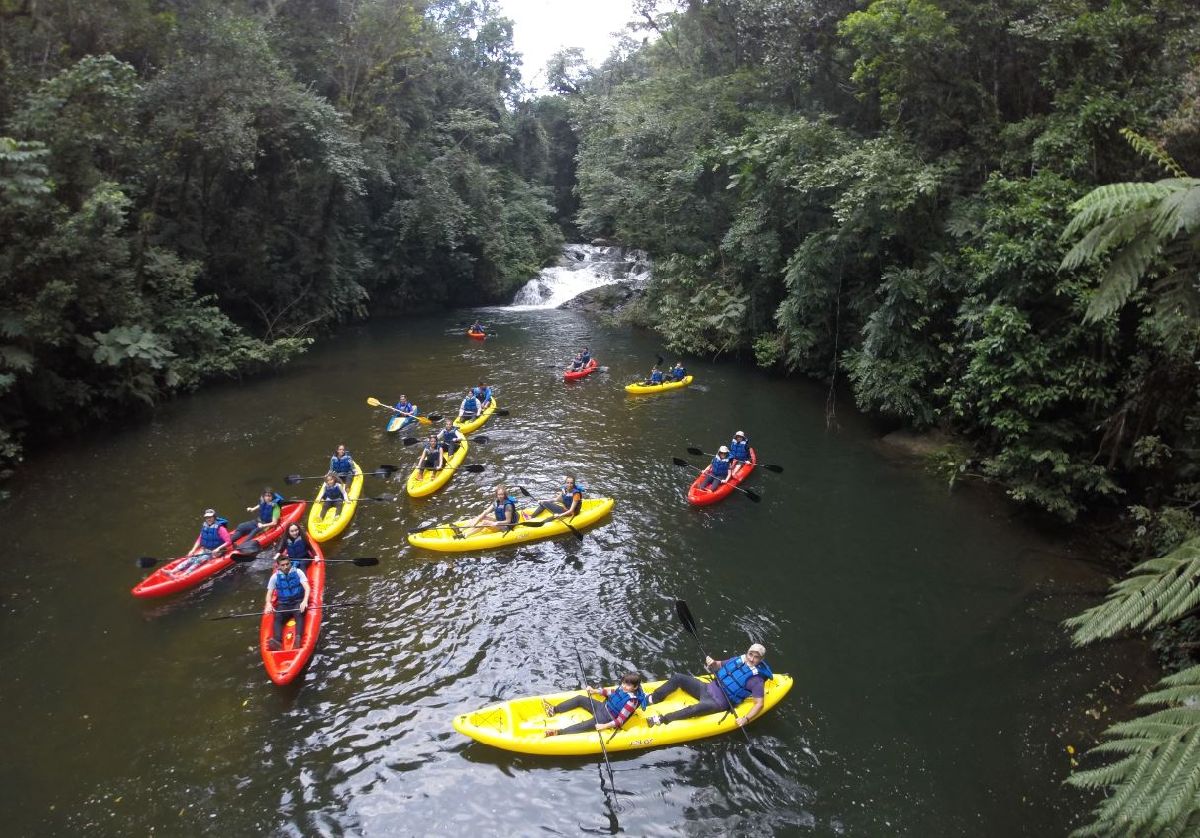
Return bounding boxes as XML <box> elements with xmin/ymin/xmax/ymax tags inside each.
<box><xmin>493</xmin><ymin>496</ymin><xmax>517</xmax><ymax>522</ymax></box>
<box><xmin>710</xmin><ymin>456</ymin><xmax>731</xmax><ymax>478</ymax></box>
<box><xmin>715</xmin><ymin>656</ymin><xmax>774</xmax><ymax>704</ymax></box>
<box><xmin>285</xmin><ymin>537</ymin><xmax>310</xmax><ymax>560</ymax></box>
<box><xmin>462</xmin><ymin>395</ymin><xmax>479</xmax><ymax>415</ymax></box>
<box><xmin>395</xmin><ymin>400</ymin><xmax>416</xmax><ymax>417</ymax></box>
<box><xmin>560</xmin><ymin>484</ymin><xmax>584</xmax><ymax>511</ymax></box>
<box><xmin>580</xmin><ymin>352</ymin><xmax>591</xmax><ymax>364</ymax></box>
<box><xmin>604</xmin><ymin>685</ymin><xmax>648</xmax><ymax>722</ymax></box>
<box><xmin>439</xmin><ymin>428</ymin><xmax>459</xmax><ymax>451</ymax></box>
<box><xmin>321</xmin><ymin>482</ymin><xmax>346</xmax><ymax>502</ymax></box>
<box><xmin>199</xmin><ymin>517</ymin><xmax>229</xmax><ymax>549</ymax></box>
<box><xmin>729</xmin><ymin>439</ymin><xmax>750</xmax><ymax>460</ymax></box>
<box><xmin>272</xmin><ymin>567</ymin><xmax>305</xmax><ymax>604</ymax></box>
<box><xmin>650</xmin><ymin>370</ymin><xmax>664</xmax><ymax>383</ymax></box>
<box><xmin>671</xmin><ymin>366</ymin><xmax>685</xmax><ymax>380</ymax></box>
<box><xmin>330</xmin><ymin>453</ymin><xmax>354</xmax><ymax>475</ymax></box>
<box><xmin>257</xmin><ymin>492</ymin><xmax>285</xmax><ymax>524</ymax></box>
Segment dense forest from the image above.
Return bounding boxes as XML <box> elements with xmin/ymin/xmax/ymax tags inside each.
<box><xmin>5</xmin><ymin>0</ymin><xmax>1200</xmax><ymax>832</ymax></box>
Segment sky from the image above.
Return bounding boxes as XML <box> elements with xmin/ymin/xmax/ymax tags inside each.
<box><xmin>494</xmin><ymin>0</ymin><xmax>641</xmax><ymax>90</ymax></box>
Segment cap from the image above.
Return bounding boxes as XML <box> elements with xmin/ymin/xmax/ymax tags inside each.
<box><xmin>203</xmin><ymin>508</ymin><xmax>216</xmax><ymax>518</ymax></box>
<box><xmin>748</xmin><ymin>643</ymin><xmax>766</xmax><ymax>656</ymax></box>
<box><xmin>718</xmin><ymin>445</ymin><xmax>730</xmax><ymax>454</ymax></box>
<box><xmin>734</xmin><ymin>431</ymin><xmax>745</xmax><ymax>437</ymax></box>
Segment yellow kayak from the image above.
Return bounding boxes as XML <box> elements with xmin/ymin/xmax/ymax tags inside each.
<box><xmin>307</xmin><ymin>465</ymin><xmax>363</xmax><ymax>542</ymax></box>
<box><xmin>454</xmin><ymin>398</ymin><xmax>497</xmax><ymax>435</ymax></box>
<box><xmin>406</xmin><ymin>439</ymin><xmax>470</xmax><ymax>498</ymax></box>
<box><xmin>453</xmin><ymin>672</ymin><xmax>793</xmax><ymax>756</ymax></box>
<box><xmin>624</xmin><ymin>375</ymin><xmax>693</xmax><ymax>395</ymax></box>
<box><xmin>408</xmin><ymin>497</ymin><xmax>614</xmax><ymax>552</ymax></box>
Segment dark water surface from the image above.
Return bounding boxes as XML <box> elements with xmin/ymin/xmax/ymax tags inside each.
<box><xmin>1</xmin><ymin>309</ymin><xmax>1149</xmax><ymax>835</ymax></box>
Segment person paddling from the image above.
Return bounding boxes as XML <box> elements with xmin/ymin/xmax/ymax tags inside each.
<box><xmin>264</xmin><ymin>554</ymin><xmax>311</xmax><ymax>651</ymax></box>
<box><xmin>568</xmin><ymin>352</ymin><xmax>584</xmax><ymax>372</ymax></box>
<box><xmin>392</xmin><ymin>395</ymin><xmax>418</xmax><ymax>427</ymax></box>
<box><xmin>543</xmin><ymin>672</ymin><xmax>648</xmax><ymax>737</ymax></box>
<box><xmin>233</xmin><ymin>488</ymin><xmax>283</xmax><ymax>540</ymax></box>
<box><xmin>669</xmin><ymin>360</ymin><xmax>686</xmax><ymax>381</ymax></box>
<box><xmin>318</xmin><ymin>472</ymin><xmax>347</xmax><ymax>520</ymax></box>
<box><xmin>280</xmin><ymin>523</ymin><xmax>317</xmax><ymax>570</ymax></box>
<box><xmin>646</xmin><ymin>643</ymin><xmax>773</xmax><ymax>727</ymax></box>
<box><xmin>473</xmin><ymin>380</ymin><xmax>494</xmax><ymax>408</ymax></box>
<box><xmin>646</xmin><ymin>364</ymin><xmax>664</xmax><ymax>385</ymax></box>
<box><xmin>533</xmin><ymin>475</ymin><xmax>584</xmax><ymax>520</ymax></box>
<box><xmin>170</xmin><ymin>508</ymin><xmax>233</xmax><ymax>575</ymax></box>
<box><xmin>696</xmin><ymin>446</ymin><xmax>732</xmax><ymax>492</ymax></box>
<box><xmin>462</xmin><ymin>484</ymin><xmax>519</xmax><ymax>537</ymax></box>
<box><xmin>580</xmin><ymin>346</ymin><xmax>592</xmax><ymax>366</ymax></box>
<box><xmin>728</xmin><ymin>431</ymin><xmax>751</xmax><ymax>476</ymax></box>
<box><xmin>469</xmin><ymin>320</ymin><xmax>485</xmax><ymax>333</ymax></box>
<box><xmin>414</xmin><ymin>433</ymin><xmax>444</xmax><ymax>479</ymax></box>
<box><xmin>457</xmin><ymin>388</ymin><xmax>481</xmax><ymax>423</ymax></box>
<box><xmin>329</xmin><ymin>444</ymin><xmax>356</xmax><ymax>485</ymax></box>
<box><xmin>438</xmin><ymin>418</ymin><xmax>465</xmax><ymax>457</ymax></box>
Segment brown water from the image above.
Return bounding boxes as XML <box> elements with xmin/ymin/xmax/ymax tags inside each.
<box><xmin>0</xmin><ymin>309</ymin><xmax>1149</xmax><ymax>835</ymax></box>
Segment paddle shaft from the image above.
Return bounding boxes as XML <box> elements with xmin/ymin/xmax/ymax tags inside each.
<box><xmin>673</xmin><ymin>458</ymin><xmax>760</xmax><ymax>502</ymax></box>
<box><xmin>686</xmin><ymin>447</ymin><xmax>782</xmax><ymax>473</ymax></box>
<box><xmin>208</xmin><ymin>601</ymin><xmax>364</xmax><ymax>621</ymax></box>
<box><xmin>513</xmin><ymin>486</ymin><xmax>584</xmax><ymax>540</ymax></box>
<box><xmin>674</xmin><ymin>600</ymin><xmax>752</xmax><ymax>742</ymax></box>
<box><xmin>573</xmin><ymin>643</ymin><xmax>618</xmax><ymax>795</ymax></box>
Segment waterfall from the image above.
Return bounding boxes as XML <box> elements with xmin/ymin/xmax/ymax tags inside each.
<box><xmin>507</xmin><ymin>244</ymin><xmax>652</xmax><ymax>310</ymax></box>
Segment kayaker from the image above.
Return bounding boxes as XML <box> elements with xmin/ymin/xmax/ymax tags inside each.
<box><xmin>669</xmin><ymin>361</ymin><xmax>686</xmax><ymax>381</ymax></box>
<box><xmin>392</xmin><ymin>395</ymin><xmax>418</xmax><ymax>425</ymax></box>
<box><xmin>457</xmin><ymin>388</ymin><xmax>481</xmax><ymax>422</ymax></box>
<box><xmin>533</xmin><ymin>475</ymin><xmax>584</xmax><ymax>520</ymax></box>
<box><xmin>281</xmin><ymin>523</ymin><xmax>317</xmax><ymax>570</ymax></box>
<box><xmin>169</xmin><ymin>509</ymin><xmax>233</xmax><ymax>575</ymax></box>
<box><xmin>580</xmin><ymin>347</ymin><xmax>591</xmax><ymax>365</ymax></box>
<box><xmin>696</xmin><ymin>446</ymin><xmax>732</xmax><ymax>492</ymax></box>
<box><xmin>646</xmin><ymin>643</ymin><xmax>773</xmax><ymax>728</ymax></box>
<box><xmin>646</xmin><ymin>364</ymin><xmax>664</xmax><ymax>385</ymax></box>
<box><xmin>233</xmin><ymin>488</ymin><xmax>283</xmax><ymax>540</ymax></box>
<box><xmin>329</xmin><ymin>444</ymin><xmax>355</xmax><ymax>485</ymax></box>
<box><xmin>414</xmin><ymin>433</ymin><xmax>444</xmax><ymax>479</ymax></box>
<box><xmin>264</xmin><ymin>553</ymin><xmax>311</xmax><ymax>651</ymax></box>
<box><xmin>568</xmin><ymin>352</ymin><xmax>583</xmax><ymax>372</ymax></box>
<box><xmin>469</xmin><ymin>320</ymin><xmax>484</xmax><ymax>333</ymax></box>
<box><xmin>728</xmin><ymin>431</ymin><xmax>751</xmax><ymax>475</ymax></box>
<box><xmin>318</xmin><ymin>472</ymin><xmax>348</xmax><ymax>520</ymax></box>
<box><xmin>543</xmin><ymin>672</ymin><xmax>648</xmax><ymax>737</ymax></box>
<box><xmin>462</xmin><ymin>484</ymin><xmax>519</xmax><ymax>537</ymax></box>
<box><xmin>438</xmin><ymin>418</ymin><xmax>465</xmax><ymax>456</ymax></box>
<box><xmin>473</xmin><ymin>380</ymin><xmax>494</xmax><ymax>408</ymax></box>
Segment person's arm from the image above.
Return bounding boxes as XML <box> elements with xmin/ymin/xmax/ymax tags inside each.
<box><xmin>503</xmin><ymin>503</ymin><xmax>517</xmax><ymax>529</ymax></box>
<box><xmin>298</xmin><ymin>572</ymin><xmax>311</xmax><ymax>611</ymax></box>
<box><xmin>264</xmin><ymin>575</ymin><xmax>277</xmax><ymax>612</ymax></box>
<box><xmin>737</xmin><ymin>680</ymin><xmax>766</xmax><ymax>725</ymax></box>
<box><xmin>602</xmin><ymin>696</ymin><xmax>639</xmax><ymax>730</ymax></box>
<box><xmin>558</xmin><ymin>492</ymin><xmax>581</xmax><ymax>519</ymax></box>
<box><xmin>190</xmin><ymin>536</ymin><xmax>202</xmax><ymax>554</ymax></box>
<box><xmin>216</xmin><ymin>526</ymin><xmax>233</xmax><ymax>553</ymax></box>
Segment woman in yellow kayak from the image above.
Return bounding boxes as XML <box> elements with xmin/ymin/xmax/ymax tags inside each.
<box><xmin>531</xmin><ymin>475</ymin><xmax>584</xmax><ymax>520</ymax></box>
<box><xmin>317</xmin><ymin>472</ymin><xmax>347</xmax><ymax>520</ymax></box>
<box><xmin>414</xmin><ymin>433</ymin><xmax>444</xmax><ymax>479</ymax></box>
<box><xmin>438</xmin><ymin>418</ymin><xmax>465</xmax><ymax>456</ymax></box>
<box><xmin>646</xmin><ymin>643</ymin><xmax>773</xmax><ymax>728</ymax></box>
<box><xmin>543</xmin><ymin>672</ymin><xmax>648</xmax><ymax>737</ymax></box>
<box><xmin>462</xmin><ymin>484</ymin><xmax>518</xmax><ymax>537</ymax></box>
<box><xmin>457</xmin><ymin>388</ymin><xmax>481</xmax><ymax>423</ymax></box>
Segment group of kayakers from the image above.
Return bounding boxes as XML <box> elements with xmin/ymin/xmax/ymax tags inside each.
<box><xmin>696</xmin><ymin>430</ymin><xmax>752</xmax><ymax>492</ymax></box>
<box><xmin>645</xmin><ymin>360</ymin><xmax>686</xmax><ymax>384</ymax></box>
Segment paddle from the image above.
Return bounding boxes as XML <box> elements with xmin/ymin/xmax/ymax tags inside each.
<box><xmin>284</xmin><ymin>464</ymin><xmax>399</xmax><ymax>484</ymax></box>
<box><xmin>281</xmin><ymin>493</ymin><xmax>397</xmax><ymax>503</ymax></box>
<box><xmin>136</xmin><ymin>550</ymin><xmax>223</xmax><ymax>569</ymax></box>
<box><xmin>230</xmin><ymin>553</ymin><xmax>379</xmax><ymax>566</ymax></box>
<box><xmin>206</xmin><ymin>601</ymin><xmax>364</xmax><ymax>621</ymax></box>
<box><xmin>674</xmin><ymin>599</ymin><xmax>752</xmax><ymax>743</ymax></box>
<box><xmin>512</xmin><ymin>486</ymin><xmax>584</xmax><ymax>541</ymax></box>
<box><xmin>573</xmin><ymin>641</ymin><xmax>618</xmax><ymax>799</ymax></box>
<box><xmin>672</xmin><ymin>458</ymin><xmax>761</xmax><ymax>502</ymax></box>
<box><xmin>401</xmin><ymin>435</ymin><xmax>488</xmax><ymax>446</ymax></box>
<box><xmin>686</xmin><ymin>446</ymin><xmax>784</xmax><ymax>473</ymax></box>
<box><xmin>365</xmin><ymin>397</ymin><xmax>440</xmax><ymax>426</ymax></box>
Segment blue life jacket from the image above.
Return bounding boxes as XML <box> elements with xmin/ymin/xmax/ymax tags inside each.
<box><xmin>494</xmin><ymin>496</ymin><xmax>517</xmax><ymax>522</ymax></box>
<box><xmin>604</xmin><ymin>685</ymin><xmax>648</xmax><ymax>722</ymax></box>
<box><xmin>729</xmin><ymin>439</ymin><xmax>750</xmax><ymax>460</ymax></box>
<box><xmin>199</xmin><ymin>517</ymin><xmax>229</xmax><ymax>549</ymax></box>
<box><xmin>257</xmin><ymin>492</ymin><xmax>285</xmax><ymax>524</ymax></box>
<box><xmin>580</xmin><ymin>352</ymin><xmax>591</xmax><ymax>364</ymax></box>
<box><xmin>395</xmin><ymin>401</ymin><xmax>416</xmax><ymax>417</ymax></box>
<box><xmin>561</xmin><ymin>484</ymin><xmax>584</xmax><ymax>511</ymax></box>
<box><xmin>650</xmin><ymin>370</ymin><xmax>664</xmax><ymax>383</ymax></box>
<box><xmin>715</xmin><ymin>656</ymin><xmax>774</xmax><ymax>704</ymax></box>
<box><xmin>330</xmin><ymin>453</ymin><xmax>354</xmax><ymax>475</ymax></box>
<box><xmin>462</xmin><ymin>395</ymin><xmax>479</xmax><ymax>416</ymax></box>
<box><xmin>273</xmin><ymin>567</ymin><xmax>305</xmax><ymax>604</ymax></box>
<box><xmin>439</xmin><ymin>428</ymin><xmax>459</xmax><ymax>452</ymax></box>
<box><xmin>285</xmin><ymin>537</ymin><xmax>311</xmax><ymax>560</ymax></box>
<box><xmin>710</xmin><ymin>456</ymin><xmax>731</xmax><ymax>479</ymax></box>
<box><xmin>321</xmin><ymin>482</ymin><xmax>346</xmax><ymax>502</ymax></box>
<box><xmin>671</xmin><ymin>365</ymin><xmax>685</xmax><ymax>380</ymax></box>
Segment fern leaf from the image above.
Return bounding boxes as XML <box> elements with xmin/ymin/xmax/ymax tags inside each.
<box><xmin>1147</xmin><ymin>726</ymin><xmax>1200</xmax><ymax>829</ymax></box>
<box><xmin>1150</xmin><ymin>180</ymin><xmax>1200</xmax><ymax>240</ymax></box>
<box><xmin>1062</xmin><ymin>182</ymin><xmax>1171</xmax><ymax>242</ymax></box>
<box><xmin>1121</xmin><ymin>128</ymin><xmax>1190</xmax><ymax>179</ymax></box>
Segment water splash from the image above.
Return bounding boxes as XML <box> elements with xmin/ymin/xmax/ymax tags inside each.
<box><xmin>508</xmin><ymin>244</ymin><xmax>651</xmax><ymax>310</ymax></box>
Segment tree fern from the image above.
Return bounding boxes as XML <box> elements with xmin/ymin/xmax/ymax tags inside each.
<box><xmin>1069</xmin><ymin>666</ymin><xmax>1200</xmax><ymax>836</ymax></box>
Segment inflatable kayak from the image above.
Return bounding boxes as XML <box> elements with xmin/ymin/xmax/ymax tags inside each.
<box><xmin>564</xmin><ymin>359</ymin><xmax>598</xmax><ymax>381</ymax></box>
<box><xmin>454</xmin><ymin>397</ymin><xmax>497</xmax><ymax>435</ymax></box>
<box><xmin>467</xmin><ymin>330</ymin><xmax>486</xmax><ymax>340</ymax></box>
<box><xmin>406</xmin><ymin>438</ymin><xmax>470</xmax><ymax>498</ymax></box>
<box><xmin>307</xmin><ymin>465</ymin><xmax>363</xmax><ymax>543</ymax></box>
<box><xmin>453</xmin><ymin>672</ymin><xmax>793</xmax><ymax>756</ymax></box>
<box><xmin>259</xmin><ymin>535</ymin><xmax>325</xmax><ymax>686</ymax></box>
<box><xmin>408</xmin><ymin>497</ymin><xmax>614</xmax><ymax>552</ymax></box>
<box><xmin>132</xmin><ymin>502</ymin><xmax>306</xmax><ymax>599</ymax></box>
<box><xmin>687</xmin><ymin>448</ymin><xmax>757</xmax><ymax>506</ymax></box>
<box><xmin>625</xmin><ymin>375</ymin><xmax>693</xmax><ymax>395</ymax></box>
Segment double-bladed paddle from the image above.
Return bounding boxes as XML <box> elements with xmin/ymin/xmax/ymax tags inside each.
<box><xmin>672</xmin><ymin>458</ymin><xmax>761</xmax><ymax>502</ymax></box>
<box><xmin>512</xmin><ymin>486</ymin><xmax>584</xmax><ymax>541</ymax></box>
<box><xmin>229</xmin><ymin>553</ymin><xmax>380</xmax><ymax>567</ymax></box>
<box><xmin>284</xmin><ymin>464</ymin><xmax>400</xmax><ymax>484</ymax></box>
<box><xmin>685</xmin><ymin>446</ymin><xmax>783</xmax><ymax>473</ymax></box>
<box><xmin>572</xmin><ymin>641</ymin><xmax>618</xmax><ymax>801</ymax></box>
<box><xmin>365</xmin><ymin>397</ymin><xmax>441</xmax><ymax>425</ymax></box>
<box><xmin>401</xmin><ymin>435</ymin><xmax>488</xmax><ymax>446</ymax></box>
<box><xmin>674</xmin><ymin>599</ymin><xmax>752</xmax><ymax>742</ymax></box>
<box><xmin>206</xmin><ymin>600</ymin><xmax>365</xmax><ymax>621</ymax></box>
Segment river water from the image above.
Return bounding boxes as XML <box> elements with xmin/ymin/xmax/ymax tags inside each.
<box><xmin>0</xmin><ymin>305</ymin><xmax>1150</xmax><ymax>836</ymax></box>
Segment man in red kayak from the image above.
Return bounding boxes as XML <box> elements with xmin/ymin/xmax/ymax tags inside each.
<box><xmin>696</xmin><ymin>446</ymin><xmax>732</xmax><ymax>492</ymax></box>
<box><xmin>728</xmin><ymin>431</ymin><xmax>751</xmax><ymax>476</ymax></box>
<box><xmin>264</xmin><ymin>553</ymin><xmax>310</xmax><ymax>650</ymax></box>
<box><xmin>646</xmin><ymin>643</ymin><xmax>773</xmax><ymax>728</ymax></box>
<box><xmin>168</xmin><ymin>508</ymin><xmax>233</xmax><ymax>576</ymax></box>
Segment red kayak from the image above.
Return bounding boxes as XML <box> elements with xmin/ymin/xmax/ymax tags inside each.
<box><xmin>132</xmin><ymin>502</ymin><xmax>306</xmax><ymax>598</ymax></box>
<box><xmin>563</xmin><ymin>358</ymin><xmax>598</xmax><ymax>381</ymax></box>
<box><xmin>259</xmin><ymin>536</ymin><xmax>325</xmax><ymax>686</ymax></box>
<box><xmin>467</xmin><ymin>330</ymin><xmax>486</xmax><ymax>340</ymax></box>
<box><xmin>687</xmin><ymin>449</ymin><xmax>757</xmax><ymax>506</ymax></box>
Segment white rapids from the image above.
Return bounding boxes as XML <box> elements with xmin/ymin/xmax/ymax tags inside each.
<box><xmin>507</xmin><ymin>244</ymin><xmax>651</xmax><ymax>310</ymax></box>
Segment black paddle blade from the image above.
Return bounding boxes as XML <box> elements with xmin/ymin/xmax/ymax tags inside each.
<box><xmin>230</xmin><ymin>552</ymin><xmax>259</xmax><ymax>563</ymax></box>
<box><xmin>676</xmin><ymin>599</ymin><xmax>698</xmax><ymax>636</ymax></box>
<box><xmin>495</xmin><ymin>409</ymin><xmax>510</xmax><ymax>416</ymax></box>
<box><xmin>464</xmin><ymin>464</ymin><xmax>486</xmax><ymax>473</ymax></box>
<box><xmin>655</xmin><ymin>354</ymin><xmax>664</xmax><ymax>367</ymax></box>
<box><xmin>376</xmin><ymin>493</ymin><xmax>397</xmax><ymax>502</ymax></box>
<box><xmin>402</xmin><ymin>437</ymin><xmax>420</xmax><ymax>446</ymax></box>
<box><xmin>234</xmin><ymin>540</ymin><xmax>262</xmax><ymax>556</ymax></box>
<box><xmin>514</xmin><ymin>486</ymin><xmax>533</xmax><ymax>498</ymax></box>
<box><xmin>686</xmin><ymin>446</ymin><xmax>705</xmax><ymax>456</ymax></box>
<box><xmin>471</xmin><ymin>435</ymin><xmax>488</xmax><ymax>444</ymax></box>
<box><xmin>742</xmin><ymin>488</ymin><xmax>762</xmax><ymax>502</ymax></box>
<box><xmin>353</xmin><ymin>557</ymin><xmax>380</xmax><ymax>566</ymax></box>
<box><xmin>285</xmin><ymin>474</ymin><xmax>303</xmax><ymax>484</ymax></box>
<box><xmin>427</xmin><ymin>414</ymin><xmax>443</xmax><ymax>423</ymax></box>
<box><xmin>763</xmin><ymin>464</ymin><xmax>784</xmax><ymax>473</ymax></box>
<box><xmin>136</xmin><ymin>556</ymin><xmax>160</xmax><ymax>568</ymax></box>
<box><xmin>377</xmin><ymin>464</ymin><xmax>399</xmax><ymax>475</ymax></box>
<box><xmin>672</xmin><ymin>457</ymin><xmax>691</xmax><ymax>467</ymax></box>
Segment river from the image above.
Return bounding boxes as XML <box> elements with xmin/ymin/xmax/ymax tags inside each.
<box><xmin>0</xmin><ymin>303</ymin><xmax>1150</xmax><ymax>835</ymax></box>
